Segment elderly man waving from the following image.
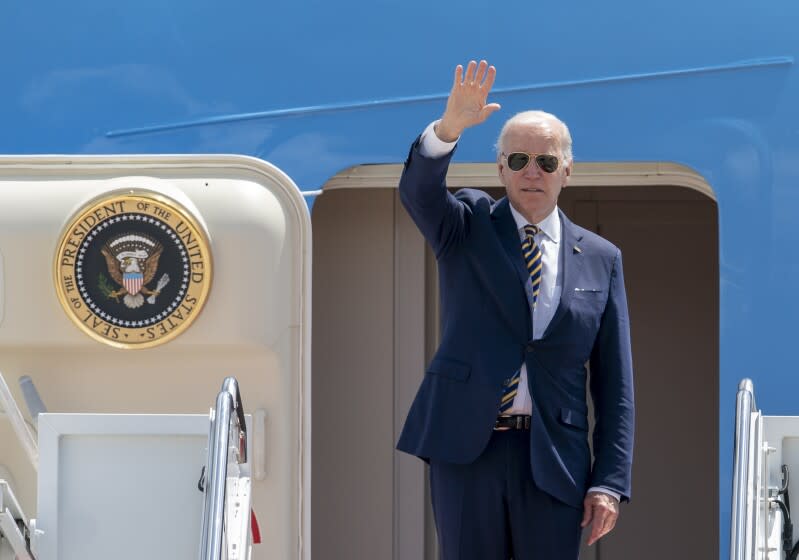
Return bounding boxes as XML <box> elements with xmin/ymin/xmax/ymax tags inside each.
<box><xmin>396</xmin><ymin>60</ymin><xmax>635</xmax><ymax>560</ymax></box>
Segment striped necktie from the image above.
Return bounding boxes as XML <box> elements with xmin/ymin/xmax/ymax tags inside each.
<box><xmin>499</xmin><ymin>224</ymin><xmax>542</xmax><ymax>414</ymax></box>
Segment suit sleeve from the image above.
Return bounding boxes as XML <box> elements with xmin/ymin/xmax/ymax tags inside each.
<box><xmin>398</xmin><ymin>136</ymin><xmax>468</xmax><ymax>258</ymax></box>
<box><xmin>588</xmin><ymin>249</ymin><xmax>635</xmax><ymax>501</ymax></box>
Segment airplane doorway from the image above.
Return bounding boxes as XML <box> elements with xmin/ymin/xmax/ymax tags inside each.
<box><xmin>554</xmin><ymin>185</ymin><xmax>718</xmax><ymax>559</ymax></box>
<box><xmin>311</xmin><ymin>168</ymin><xmax>719</xmax><ymax>560</ymax></box>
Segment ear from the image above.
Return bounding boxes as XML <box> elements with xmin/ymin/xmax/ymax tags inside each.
<box><xmin>561</xmin><ymin>160</ymin><xmax>572</xmax><ymax>189</ymax></box>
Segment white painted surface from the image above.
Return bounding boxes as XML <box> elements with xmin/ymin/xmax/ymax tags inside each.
<box><xmin>0</xmin><ymin>155</ymin><xmax>311</xmax><ymax>560</ymax></box>
<box><xmin>253</xmin><ymin>408</ymin><xmax>266</xmax><ymax>481</ymax></box>
<box><xmin>36</xmin><ymin>414</ymin><xmax>209</xmax><ymax>560</ymax></box>
<box><xmin>0</xmin><ymin>371</ymin><xmax>37</xmax><ymax>470</ymax></box>
<box><xmin>760</xmin><ymin>416</ymin><xmax>799</xmax><ymax>558</ymax></box>
<box><xmin>0</xmin><ymin>479</ymin><xmax>31</xmax><ymax>560</ymax></box>
<box><xmin>0</xmin><ymin>251</ymin><xmax>4</xmax><ymax>326</ymax></box>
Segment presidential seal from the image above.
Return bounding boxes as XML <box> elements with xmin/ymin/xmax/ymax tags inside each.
<box><xmin>55</xmin><ymin>191</ymin><xmax>212</xmax><ymax>348</ymax></box>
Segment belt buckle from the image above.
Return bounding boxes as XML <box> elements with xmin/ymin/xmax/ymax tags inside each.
<box><xmin>494</xmin><ymin>414</ymin><xmax>509</xmax><ymax>431</ymax></box>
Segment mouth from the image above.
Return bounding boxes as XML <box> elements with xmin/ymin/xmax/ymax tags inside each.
<box><xmin>521</xmin><ymin>188</ymin><xmax>544</xmax><ymax>193</ymax></box>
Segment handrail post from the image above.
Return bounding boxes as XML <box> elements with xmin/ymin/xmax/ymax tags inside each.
<box><xmin>199</xmin><ymin>377</ymin><xmax>249</xmax><ymax>560</ymax></box>
<box><xmin>222</xmin><ymin>377</ymin><xmax>247</xmax><ymax>464</ymax></box>
<box><xmin>730</xmin><ymin>378</ymin><xmax>756</xmax><ymax>560</ymax></box>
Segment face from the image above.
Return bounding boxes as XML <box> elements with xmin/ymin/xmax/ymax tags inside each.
<box><xmin>497</xmin><ymin>122</ymin><xmax>571</xmax><ymax>224</ymax></box>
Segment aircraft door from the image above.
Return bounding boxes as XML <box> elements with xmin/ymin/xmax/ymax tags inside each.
<box><xmin>0</xmin><ymin>155</ymin><xmax>311</xmax><ymax>560</ymax></box>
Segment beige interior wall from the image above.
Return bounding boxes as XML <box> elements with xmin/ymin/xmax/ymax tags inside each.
<box><xmin>311</xmin><ymin>189</ymin><xmax>399</xmax><ymax>559</ymax></box>
<box><xmin>562</xmin><ymin>187</ymin><xmax>719</xmax><ymax>560</ymax></box>
<box><xmin>312</xmin><ymin>184</ymin><xmax>718</xmax><ymax>560</ymax></box>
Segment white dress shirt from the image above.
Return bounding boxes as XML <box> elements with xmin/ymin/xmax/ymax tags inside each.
<box><xmin>505</xmin><ymin>203</ymin><xmax>562</xmax><ymax>414</ymax></box>
<box><xmin>418</xmin><ymin>121</ymin><xmax>620</xmax><ymax>501</ymax></box>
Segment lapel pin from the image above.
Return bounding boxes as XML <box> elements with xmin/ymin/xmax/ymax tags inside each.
<box><xmin>573</xmin><ymin>246</ymin><xmax>582</xmax><ymax>254</ymax></box>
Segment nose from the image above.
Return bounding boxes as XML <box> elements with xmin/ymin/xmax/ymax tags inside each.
<box><xmin>522</xmin><ymin>158</ymin><xmax>542</xmax><ymax>178</ymax></box>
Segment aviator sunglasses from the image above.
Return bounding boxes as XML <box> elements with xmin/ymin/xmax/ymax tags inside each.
<box><xmin>502</xmin><ymin>152</ymin><xmax>560</xmax><ymax>174</ymax></box>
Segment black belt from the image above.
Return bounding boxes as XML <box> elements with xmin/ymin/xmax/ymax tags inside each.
<box><xmin>494</xmin><ymin>414</ymin><xmax>531</xmax><ymax>430</ymax></box>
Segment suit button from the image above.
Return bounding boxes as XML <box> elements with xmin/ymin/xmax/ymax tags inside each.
<box><xmin>526</xmin><ymin>343</ymin><xmax>535</xmax><ymax>352</ymax></box>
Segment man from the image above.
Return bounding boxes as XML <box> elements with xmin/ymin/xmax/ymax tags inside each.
<box><xmin>396</xmin><ymin>60</ymin><xmax>634</xmax><ymax>560</ymax></box>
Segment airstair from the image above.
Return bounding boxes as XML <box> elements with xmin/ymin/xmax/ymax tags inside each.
<box><xmin>0</xmin><ymin>375</ymin><xmax>254</xmax><ymax>560</ymax></box>
<box><xmin>731</xmin><ymin>379</ymin><xmax>799</xmax><ymax>559</ymax></box>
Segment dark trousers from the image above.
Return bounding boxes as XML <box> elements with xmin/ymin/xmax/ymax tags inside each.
<box><xmin>430</xmin><ymin>430</ymin><xmax>583</xmax><ymax>560</ymax></box>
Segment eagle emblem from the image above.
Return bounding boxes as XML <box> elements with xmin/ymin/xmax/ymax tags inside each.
<box><xmin>56</xmin><ymin>191</ymin><xmax>212</xmax><ymax>348</ymax></box>
<box><xmin>100</xmin><ymin>233</ymin><xmax>170</xmax><ymax>309</ymax></box>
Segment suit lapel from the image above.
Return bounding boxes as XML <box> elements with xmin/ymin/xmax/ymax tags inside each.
<box><xmin>542</xmin><ymin>210</ymin><xmax>584</xmax><ymax>338</ymax></box>
<box><xmin>490</xmin><ymin>198</ymin><xmax>532</xmax><ymax>341</ymax></box>
<box><xmin>492</xmin><ymin>198</ymin><xmax>532</xmax><ymax>289</ymax></box>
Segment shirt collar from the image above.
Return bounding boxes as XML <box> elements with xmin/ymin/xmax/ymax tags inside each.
<box><xmin>508</xmin><ymin>203</ymin><xmax>561</xmax><ymax>243</ymax></box>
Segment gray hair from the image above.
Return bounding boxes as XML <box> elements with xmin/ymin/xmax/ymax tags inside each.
<box><xmin>495</xmin><ymin>110</ymin><xmax>573</xmax><ymax>165</ymax></box>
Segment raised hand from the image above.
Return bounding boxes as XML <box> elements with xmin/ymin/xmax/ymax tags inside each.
<box><xmin>435</xmin><ymin>60</ymin><xmax>501</xmax><ymax>142</ymax></box>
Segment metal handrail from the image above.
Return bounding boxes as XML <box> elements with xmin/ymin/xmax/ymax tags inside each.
<box><xmin>730</xmin><ymin>378</ymin><xmax>756</xmax><ymax>560</ymax></box>
<box><xmin>224</xmin><ymin>377</ymin><xmax>248</xmax><ymax>464</ymax></box>
<box><xmin>0</xmin><ymin>371</ymin><xmax>37</xmax><ymax>471</ymax></box>
<box><xmin>199</xmin><ymin>377</ymin><xmax>248</xmax><ymax>560</ymax></box>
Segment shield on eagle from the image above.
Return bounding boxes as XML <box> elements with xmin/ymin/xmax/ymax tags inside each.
<box><xmin>124</xmin><ymin>272</ymin><xmax>144</xmax><ymax>296</ymax></box>
<box><xmin>101</xmin><ymin>234</ymin><xmax>165</xmax><ymax>309</ymax></box>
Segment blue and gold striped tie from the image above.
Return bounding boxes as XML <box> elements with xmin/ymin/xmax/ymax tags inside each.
<box><xmin>499</xmin><ymin>224</ymin><xmax>541</xmax><ymax>413</ymax></box>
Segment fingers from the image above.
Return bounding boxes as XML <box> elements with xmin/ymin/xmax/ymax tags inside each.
<box><xmin>580</xmin><ymin>501</ymin><xmax>593</xmax><ymax>529</ymax></box>
<box><xmin>465</xmin><ymin>60</ymin><xmax>478</xmax><ymax>83</ymax></box>
<box><xmin>453</xmin><ymin>64</ymin><xmax>463</xmax><ymax>89</ymax></box>
<box><xmin>480</xmin><ymin>103</ymin><xmax>502</xmax><ymax>122</ymax></box>
<box><xmin>582</xmin><ymin>493</ymin><xmax>619</xmax><ymax>546</ymax></box>
<box><xmin>587</xmin><ymin>507</ymin><xmax>617</xmax><ymax>545</ymax></box>
<box><xmin>474</xmin><ymin>60</ymin><xmax>488</xmax><ymax>85</ymax></box>
<box><xmin>483</xmin><ymin>64</ymin><xmax>497</xmax><ymax>92</ymax></box>
<box><xmin>454</xmin><ymin>60</ymin><xmax>496</xmax><ymax>90</ymax></box>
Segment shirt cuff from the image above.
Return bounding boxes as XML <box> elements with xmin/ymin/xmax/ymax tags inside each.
<box><xmin>418</xmin><ymin>120</ymin><xmax>459</xmax><ymax>159</ymax></box>
<box><xmin>587</xmin><ymin>486</ymin><xmax>621</xmax><ymax>502</ymax></box>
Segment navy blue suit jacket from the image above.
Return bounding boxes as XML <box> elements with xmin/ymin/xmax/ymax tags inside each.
<box><xmin>396</xmin><ymin>140</ymin><xmax>635</xmax><ymax>508</ymax></box>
